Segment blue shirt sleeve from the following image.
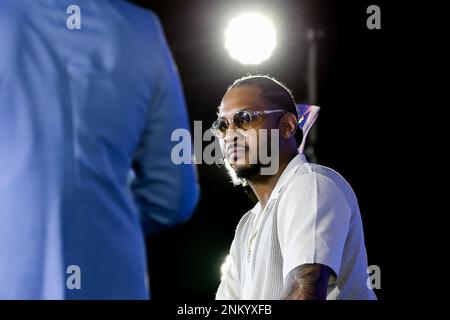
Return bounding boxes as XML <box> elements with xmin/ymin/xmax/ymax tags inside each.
<box><xmin>130</xmin><ymin>12</ymin><xmax>199</xmax><ymax>235</ymax></box>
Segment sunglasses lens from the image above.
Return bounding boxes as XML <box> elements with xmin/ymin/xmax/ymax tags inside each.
<box><xmin>234</xmin><ymin>111</ymin><xmax>252</xmax><ymax>129</ymax></box>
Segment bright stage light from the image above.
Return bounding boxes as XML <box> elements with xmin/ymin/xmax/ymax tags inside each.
<box><xmin>224</xmin><ymin>13</ymin><xmax>277</xmax><ymax>65</ymax></box>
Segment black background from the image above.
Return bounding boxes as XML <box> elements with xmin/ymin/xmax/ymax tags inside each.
<box><xmin>126</xmin><ymin>0</ymin><xmax>418</xmax><ymax>301</ymax></box>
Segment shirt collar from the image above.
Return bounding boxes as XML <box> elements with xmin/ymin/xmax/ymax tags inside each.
<box><xmin>250</xmin><ymin>153</ymin><xmax>308</xmax><ymax>214</ymax></box>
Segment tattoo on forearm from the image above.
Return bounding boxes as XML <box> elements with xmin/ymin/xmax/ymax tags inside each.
<box><xmin>282</xmin><ymin>264</ymin><xmax>332</xmax><ymax>300</ymax></box>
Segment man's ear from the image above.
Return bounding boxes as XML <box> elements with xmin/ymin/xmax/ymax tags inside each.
<box><xmin>280</xmin><ymin>113</ymin><xmax>298</xmax><ymax>140</ymax></box>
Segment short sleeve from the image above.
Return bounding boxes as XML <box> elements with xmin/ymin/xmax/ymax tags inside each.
<box><xmin>277</xmin><ymin>172</ymin><xmax>351</xmax><ymax>280</ymax></box>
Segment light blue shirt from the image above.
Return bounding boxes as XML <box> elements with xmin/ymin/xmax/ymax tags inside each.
<box><xmin>0</xmin><ymin>0</ymin><xmax>199</xmax><ymax>299</ymax></box>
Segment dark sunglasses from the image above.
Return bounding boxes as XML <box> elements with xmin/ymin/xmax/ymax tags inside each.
<box><xmin>211</xmin><ymin>109</ymin><xmax>285</xmax><ymax>138</ymax></box>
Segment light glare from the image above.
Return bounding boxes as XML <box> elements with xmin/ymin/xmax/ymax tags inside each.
<box><xmin>225</xmin><ymin>13</ymin><xmax>277</xmax><ymax>65</ymax></box>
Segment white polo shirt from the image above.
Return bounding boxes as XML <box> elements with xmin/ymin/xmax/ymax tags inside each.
<box><xmin>216</xmin><ymin>153</ymin><xmax>377</xmax><ymax>300</ymax></box>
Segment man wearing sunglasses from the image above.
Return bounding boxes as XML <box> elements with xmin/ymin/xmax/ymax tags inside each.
<box><xmin>214</xmin><ymin>75</ymin><xmax>376</xmax><ymax>300</ymax></box>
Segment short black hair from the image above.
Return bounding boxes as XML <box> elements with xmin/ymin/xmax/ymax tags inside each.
<box><xmin>228</xmin><ymin>74</ymin><xmax>303</xmax><ymax>147</ymax></box>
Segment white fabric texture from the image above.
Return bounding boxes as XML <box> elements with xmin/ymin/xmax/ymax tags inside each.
<box><xmin>216</xmin><ymin>154</ymin><xmax>377</xmax><ymax>300</ymax></box>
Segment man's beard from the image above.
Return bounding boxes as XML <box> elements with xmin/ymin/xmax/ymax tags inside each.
<box><xmin>232</xmin><ymin>142</ymin><xmax>274</xmax><ymax>182</ymax></box>
<box><xmin>224</xmin><ymin>136</ymin><xmax>276</xmax><ymax>185</ymax></box>
<box><xmin>234</xmin><ymin>163</ymin><xmax>262</xmax><ymax>180</ymax></box>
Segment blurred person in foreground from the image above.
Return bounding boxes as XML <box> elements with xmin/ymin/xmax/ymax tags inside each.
<box><xmin>0</xmin><ymin>0</ymin><xmax>199</xmax><ymax>299</ymax></box>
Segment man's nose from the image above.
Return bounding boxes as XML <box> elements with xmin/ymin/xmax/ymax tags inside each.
<box><xmin>224</xmin><ymin>122</ymin><xmax>237</xmax><ymax>143</ymax></box>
